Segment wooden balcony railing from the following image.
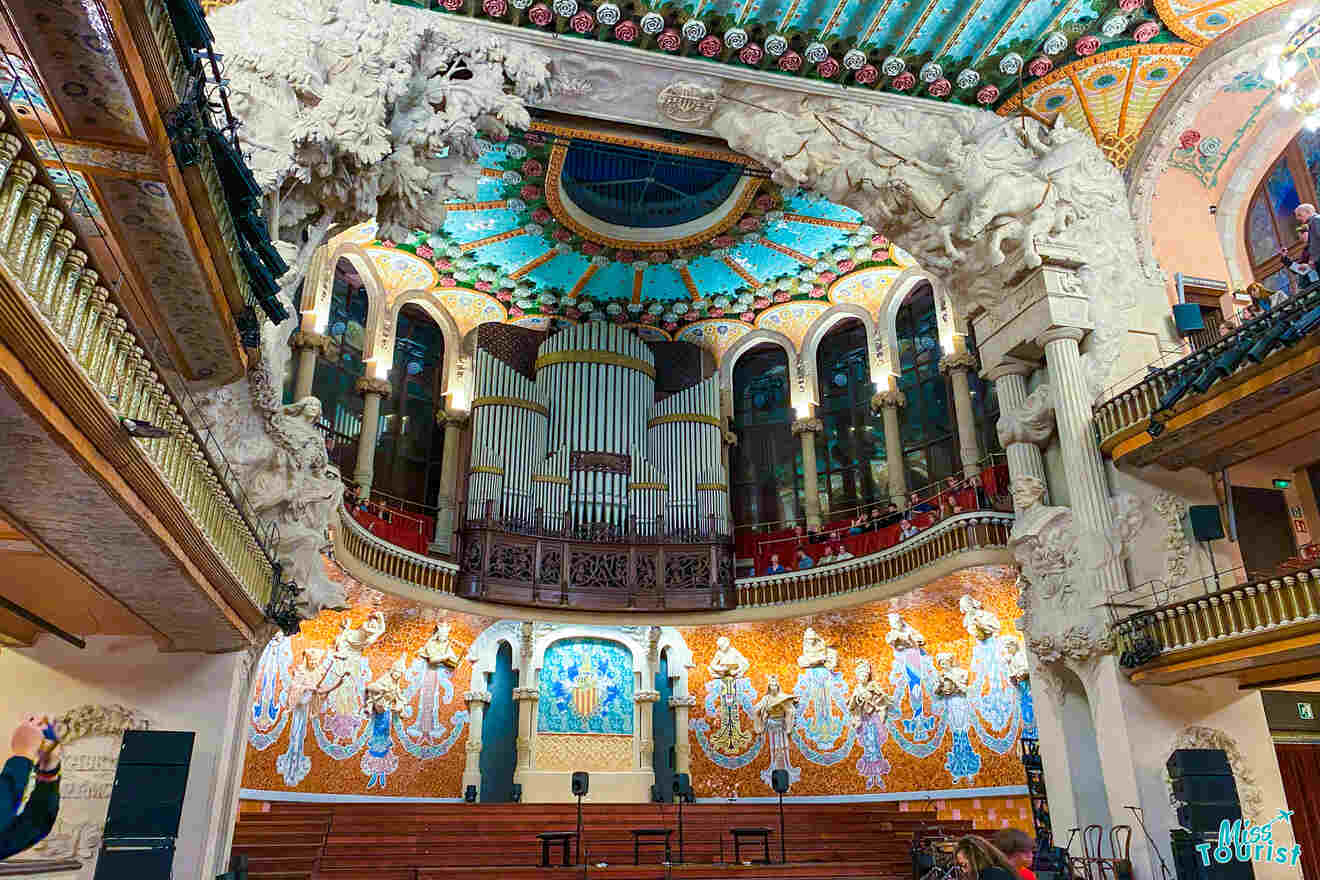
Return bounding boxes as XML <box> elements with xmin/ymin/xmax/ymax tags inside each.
<box><xmin>1112</xmin><ymin>567</ymin><xmax>1320</xmax><ymax>672</ymax></box>
<box><xmin>735</xmin><ymin>512</ymin><xmax>1014</xmax><ymax>607</ymax></box>
<box><xmin>0</xmin><ymin>101</ymin><xmax>275</xmax><ymax>612</ymax></box>
<box><xmin>336</xmin><ymin>503</ymin><xmax>459</xmax><ymax>595</ymax></box>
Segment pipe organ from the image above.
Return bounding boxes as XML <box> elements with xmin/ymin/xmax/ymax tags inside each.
<box><xmin>466</xmin><ymin>324</ymin><xmax>728</xmax><ymax>535</ymax></box>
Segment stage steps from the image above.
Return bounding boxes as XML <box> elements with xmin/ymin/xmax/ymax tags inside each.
<box><xmin>232</xmin><ymin>801</ymin><xmax>973</xmax><ymax>880</ymax></box>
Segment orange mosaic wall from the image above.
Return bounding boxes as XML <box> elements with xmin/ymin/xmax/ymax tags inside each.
<box><xmin>678</xmin><ymin>565</ymin><xmax>1029</xmax><ymax>799</ymax></box>
<box><xmin>242</xmin><ymin>561</ymin><xmax>1030</xmax><ymax>812</ymax></box>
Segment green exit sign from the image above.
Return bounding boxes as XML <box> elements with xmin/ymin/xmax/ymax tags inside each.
<box><xmin>1274</xmin><ymin>479</ymin><xmax>1292</xmax><ymax>489</ymax></box>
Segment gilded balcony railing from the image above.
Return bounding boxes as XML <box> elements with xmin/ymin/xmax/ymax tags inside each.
<box><xmin>336</xmin><ymin>504</ymin><xmax>459</xmax><ymax>595</ymax></box>
<box><xmin>735</xmin><ymin>512</ymin><xmax>1014</xmax><ymax>608</ymax></box>
<box><xmin>1112</xmin><ymin>567</ymin><xmax>1320</xmax><ymax>670</ymax></box>
<box><xmin>0</xmin><ymin>106</ymin><xmax>275</xmax><ymax>612</ymax></box>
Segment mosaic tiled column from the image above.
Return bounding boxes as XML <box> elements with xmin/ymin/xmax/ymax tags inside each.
<box><xmin>512</xmin><ymin>686</ymin><xmax>539</xmax><ymax>787</ymax></box>
<box><xmin>940</xmin><ymin>351</ymin><xmax>981</xmax><ymax>477</ymax></box>
<box><xmin>791</xmin><ymin>417</ymin><xmax>824</xmax><ymax>530</ymax></box>
<box><xmin>431</xmin><ymin>411</ymin><xmax>469</xmax><ymax>554</ymax></box>
<box><xmin>872</xmin><ymin>390</ymin><xmax>907</xmax><ymax>501</ymax></box>
<box><xmin>353</xmin><ymin>377</ymin><xmax>391</xmax><ymax>493</ymax></box>
<box><xmin>669</xmin><ymin>695</ymin><xmax>696</xmax><ymax>781</ymax></box>
<box><xmin>463</xmin><ymin>689</ymin><xmax>492</xmax><ymax>800</ymax></box>
<box><xmin>1040</xmin><ymin>328</ymin><xmax>1125</xmax><ymax>593</ymax></box>
<box><xmin>291</xmin><ymin>331</ymin><xmax>329</xmax><ymax>401</ymax></box>
<box><xmin>634</xmin><ymin>690</ymin><xmax>661</xmax><ymax>772</ymax></box>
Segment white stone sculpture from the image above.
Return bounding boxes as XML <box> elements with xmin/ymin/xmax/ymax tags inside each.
<box><xmin>417</xmin><ymin>621</ymin><xmax>463</xmax><ymax>669</ymax></box>
<box><xmin>959</xmin><ymin>595</ymin><xmax>1002</xmax><ymax>642</ymax></box>
<box><xmin>1008</xmin><ymin>475</ymin><xmax>1144</xmax><ymax>661</ymax></box>
<box><xmin>797</xmin><ymin>627</ymin><xmax>837</xmax><ymax>671</ymax></box>
<box><xmin>997</xmin><ymin>383</ymin><xmax>1055</xmax><ymax>448</ymax></box>
<box><xmin>708</xmin><ymin>635</ymin><xmax>750</xmax><ymax>679</ymax></box>
<box><xmin>711</xmin><ymin>92</ymin><xmax>1156</xmax><ymax>401</ymax></box>
<box><xmin>932</xmin><ymin>653</ymin><xmax>970</xmax><ymax>697</ymax></box>
<box><xmin>1002</xmin><ymin>638</ymin><xmax>1030</xmax><ymax>683</ymax></box>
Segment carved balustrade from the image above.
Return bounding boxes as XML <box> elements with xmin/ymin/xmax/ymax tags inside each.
<box><xmin>1113</xmin><ymin>567</ymin><xmax>1320</xmax><ymax>671</ymax></box>
<box><xmin>336</xmin><ymin>503</ymin><xmax>459</xmax><ymax>594</ymax></box>
<box><xmin>0</xmin><ymin>102</ymin><xmax>275</xmax><ymax>612</ymax></box>
<box><xmin>457</xmin><ymin>519</ymin><xmax>735</xmax><ymax>612</ymax></box>
<box><xmin>736</xmin><ymin>512</ymin><xmax>1014</xmax><ymax>607</ymax></box>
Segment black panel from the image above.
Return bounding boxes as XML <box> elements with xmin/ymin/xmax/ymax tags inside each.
<box><xmin>1167</xmin><ymin>749</ymin><xmax>1232</xmax><ymax>777</ymax></box>
<box><xmin>93</xmin><ymin>842</ymin><xmax>175</xmax><ymax>880</ymax></box>
<box><xmin>1187</xmin><ymin>505</ymin><xmax>1225</xmax><ymax>541</ymax></box>
<box><xmin>119</xmin><ymin>730</ymin><xmax>194</xmax><ymax>766</ymax></box>
<box><xmin>104</xmin><ymin>765</ymin><xmax>192</xmax><ymax>838</ymax></box>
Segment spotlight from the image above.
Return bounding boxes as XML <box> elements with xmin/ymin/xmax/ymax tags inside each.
<box><xmin>121</xmin><ymin>417</ymin><xmax>171</xmax><ymax>439</ymax></box>
<box><xmin>464</xmin><ymin>785</ymin><xmax>477</xmax><ymax>803</ymax></box>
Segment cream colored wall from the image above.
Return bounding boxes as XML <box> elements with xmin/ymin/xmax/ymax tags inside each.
<box><xmin>1116</xmin><ymin>679</ymin><xmax>1300</xmax><ymax>880</ymax></box>
<box><xmin>0</xmin><ymin>635</ymin><xmax>246</xmax><ymax>880</ymax></box>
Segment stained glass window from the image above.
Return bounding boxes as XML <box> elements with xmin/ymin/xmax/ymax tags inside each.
<box><xmin>1245</xmin><ymin>133</ymin><xmax>1320</xmax><ymax>288</ymax></box>
<box><xmin>730</xmin><ymin>345</ymin><xmax>798</xmax><ymax>529</ymax></box>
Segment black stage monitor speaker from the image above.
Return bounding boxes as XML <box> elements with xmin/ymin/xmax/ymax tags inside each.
<box><xmin>93</xmin><ymin>842</ymin><xmax>176</xmax><ymax>880</ymax></box>
<box><xmin>651</xmin><ymin>784</ymin><xmax>663</xmax><ymax>803</ymax></box>
<box><xmin>674</xmin><ymin>772</ymin><xmax>692</xmax><ymax>801</ymax></box>
<box><xmin>1167</xmin><ymin>748</ymin><xmax>1232</xmax><ymax>777</ymax></box>
<box><xmin>1188</xmin><ymin>505</ymin><xmax>1225</xmax><ymax>542</ymax></box>
<box><xmin>771</xmin><ymin>768</ymin><xmax>790</xmax><ymax>794</ymax></box>
<box><xmin>571</xmin><ymin>771</ymin><xmax>589</xmax><ymax>797</ymax></box>
<box><xmin>465</xmin><ymin>785</ymin><xmax>478</xmax><ymax>803</ymax></box>
<box><xmin>104</xmin><ymin>731</ymin><xmax>195</xmax><ymax>839</ymax></box>
<box><xmin>511</xmin><ymin>783</ymin><xmax>522</xmax><ymax>803</ymax></box>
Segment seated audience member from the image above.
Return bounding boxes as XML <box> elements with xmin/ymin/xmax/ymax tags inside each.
<box><xmin>907</xmin><ymin>492</ymin><xmax>937</xmax><ymax>515</ymax></box>
<box><xmin>2</xmin><ymin>715</ymin><xmax>61</xmax><ymax>861</ymax></box>
<box><xmin>795</xmin><ymin>548</ymin><xmax>814</xmax><ymax>569</ymax></box>
<box><xmin>866</xmin><ymin>507</ymin><xmax>884</xmax><ymax>531</ymax></box>
<box><xmin>899</xmin><ymin>518</ymin><xmax>919</xmax><ymax>540</ymax></box>
<box><xmin>849</xmin><ymin>512</ymin><xmax>867</xmax><ymax>535</ymax></box>
<box><xmin>943</xmin><ymin>476</ymin><xmax>964</xmax><ymax>515</ymax></box>
<box><xmin>990</xmin><ymin>829</ymin><xmax>1037</xmax><ymax>880</ymax></box>
<box><xmin>818</xmin><ymin>546</ymin><xmax>836</xmax><ymax>565</ymax></box>
<box><xmin>955</xmin><ymin>836</ymin><xmax>1020</xmax><ymax>880</ymax></box>
<box><xmin>970</xmin><ymin>473</ymin><xmax>990</xmax><ymax>510</ymax></box>
<box><xmin>834</xmin><ymin>544</ymin><xmax>855</xmax><ymax>561</ymax></box>
<box><xmin>879</xmin><ymin>502</ymin><xmax>902</xmax><ymax>527</ymax></box>
<box><xmin>766</xmin><ymin>554</ymin><xmax>787</xmax><ymax>575</ymax></box>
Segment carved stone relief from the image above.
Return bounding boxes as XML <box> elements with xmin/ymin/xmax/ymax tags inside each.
<box><xmin>1153</xmin><ymin>492</ymin><xmax>1191</xmax><ymax>585</ymax></box>
<box><xmin>657</xmin><ymin>81</ymin><xmax>720</xmax><ymax>126</ymax></box>
<box><xmin>997</xmin><ymin>383</ymin><xmax>1056</xmax><ymax>448</ymax></box>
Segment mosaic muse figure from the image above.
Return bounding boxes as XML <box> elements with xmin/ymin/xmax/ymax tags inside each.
<box><xmin>796</xmin><ymin>627</ymin><xmax>844</xmax><ymax>745</ymax></box>
<box><xmin>754</xmin><ymin>674</ymin><xmax>800</xmax><ymax>786</ymax></box>
<box><xmin>848</xmin><ymin>659</ymin><xmax>895</xmax><ymax>789</ymax></box>
<box><xmin>886</xmin><ymin>613</ymin><xmax>933</xmax><ymax>737</ymax></box>
<box><xmin>707</xmin><ymin>636</ymin><xmax>753</xmax><ymax>753</ymax></box>
<box><xmin>323</xmin><ymin>612</ymin><xmax>387</xmax><ymax>743</ymax></box>
<box><xmin>933</xmin><ymin>653</ymin><xmax>981</xmax><ymax>783</ymax></box>
<box><xmin>410</xmin><ymin>622</ymin><xmax>463</xmax><ymax>740</ymax></box>
<box><xmin>1003</xmin><ymin>638</ymin><xmax>1036</xmax><ymax>739</ymax></box>
<box><xmin>276</xmin><ymin>648</ymin><xmax>334</xmax><ymax>787</ymax></box>
<box><xmin>253</xmin><ymin>632</ymin><xmax>292</xmax><ymax>725</ymax></box>
<box><xmin>362</xmin><ymin>654</ymin><xmax>414</xmax><ymax>789</ymax></box>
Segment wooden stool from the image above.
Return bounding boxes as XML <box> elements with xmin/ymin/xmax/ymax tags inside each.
<box><xmin>731</xmin><ymin>827</ymin><xmax>772</xmax><ymax>864</ymax></box>
<box><xmin>630</xmin><ymin>828</ymin><xmax>673</xmax><ymax>865</ymax></box>
<box><xmin>536</xmin><ymin>831</ymin><xmax>577</xmax><ymax>867</ymax></box>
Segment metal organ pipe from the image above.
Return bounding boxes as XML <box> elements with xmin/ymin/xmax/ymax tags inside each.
<box><xmin>469</xmin><ymin>349</ymin><xmax>548</xmax><ymax>523</ymax></box>
<box><xmin>647</xmin><ymin>376</ymin><xmax>723</xmax><ymax>532</ymax></box>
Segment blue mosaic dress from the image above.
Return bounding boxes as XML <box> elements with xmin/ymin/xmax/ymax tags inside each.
<box><xmin>361</xmin><ymin>708</ymin><xmax>399</xmax><ymax>789</ymax></box>
<box><xmin>936</xmin><ymin>673</ymin><xmax>981</xmax><ymax>784</ymax></box>
<box><xmin>1014</xmin><ymin>675</ymin><xmax>1037</xmax><ymax>739</ymax></box>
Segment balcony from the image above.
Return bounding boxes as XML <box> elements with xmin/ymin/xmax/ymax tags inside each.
<box><xmin>1112</xmin><ymin>562</ymin><xmax>1320</xmax><ymax>686</ymax></box>
<box><xmin>333</xmin><ymin>502</ymin><xmax>1013</xmax><ymax>616</ymax></box>
<box><xmin>0</xmin><ymin>102</ymin><xmax>277</xmax><ymax>650</ymax></box>
<box><xmin>1094</xmin><ymin>281</ymin><xmax>1320</xmax><ymax>471</ymax></box>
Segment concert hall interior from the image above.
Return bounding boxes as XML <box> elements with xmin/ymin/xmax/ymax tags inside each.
<box><xmin>5</xmin><ymin>0</ymin><xmax>1320</xmax><ymax>878</ymax></box>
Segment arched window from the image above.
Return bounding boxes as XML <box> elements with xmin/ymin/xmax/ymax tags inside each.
<box><xmin>815</xmin><ymin>318</ymin><xmax>885</xmax><ymax>517</ymax></box>
<box><xmin>374</xmin><ymin>305</ymin><xmax>446</xmax><ymax>506</ymax></box>
<box><xmin>1245</xmin><ymin>131</ymin><xmax>1320</xmax><ymax>296</ymax></box>
<box><xmin>730</xmin><ymin>344</ymin><xmax>799</xmax><ymax>529</ymax></box>
<box><xmin>895</xmin><ymin>287</ymin><xmax>955</xmax><ymax>487</ymax></box>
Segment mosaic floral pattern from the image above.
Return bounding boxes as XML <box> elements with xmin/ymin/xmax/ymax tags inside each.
<box><xmin>0</xmin><ymin>52</ymin><xmax>54</xmax><ymax>127</ymax></box>
<box><xmin>1167</xmin><ymin>90</ymin><xmax>1273</xmax><ymax>188</ymax></box>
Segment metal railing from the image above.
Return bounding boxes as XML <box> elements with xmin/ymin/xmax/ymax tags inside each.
<box><xmin>1111</xmin><ymin>564</ymin><xmax>1320</xmax><ymax>670</ymax></box>
<box><xmin>0</xmin><ymin>103</ymin><xmax>276</xmax><ymax>610</ymax></box>
<box><xmin>735</xmin><ymin>512</ymin><xmax>1014</xmax><ymax>607</ymax></box>
<box><xmin>1094</xmin><ymin>281</ymin><xmax>1320</xmax><ymax>450</ymax></box>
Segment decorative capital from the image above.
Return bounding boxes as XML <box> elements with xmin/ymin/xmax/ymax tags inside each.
<box><xmin>436</xmin><ymin>409</ymin><xmax>471</xmax><ymax>429</ymax></box>
<box><xmin>938</xmin><ymin>351</ymin><xmax>979</xmax><ymax>374</ymax></box>
<box><xmin>464</xmin><ymin>690</ymin><xmax>493</xmax><ymax>705</ymax></box>
<box><xmin>668</xmin><ymin>695</ymin><xmax>697</xmax><ymax>709</ymax></box>
<box><xmin>354</xmin><ymin>376</ymin><xmax>392</xmax><ymax>398</ymax></box>
<box><xmin>634</xmin><ymin>690</ymin><xmax>662</xmax><ymax>703</ymax></box>
<box><xmin>291</xmin><ymin>330</ymin><xmax>332</xmax><ymax>355</ymax></box>
<box><xmin>791</xmin><ymin>417</ymin><xmax>823</xmax><ymax>435</ymax></box>
<box><xmin>1036</xmin><ymin>326</ymin><xmax>1086</xmax><ymax>348</ymax></box>
<box><xmin>512</xmin><ymin>687</ymin><xmax>540</xmax><ymax>702</ymax></box>
<box><xmin>870</xmin><ymin>390</ymin><xmax>907</xmax><ymax>412</ymax></box>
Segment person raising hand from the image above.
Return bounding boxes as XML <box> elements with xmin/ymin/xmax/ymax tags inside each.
<box><xmin>1</xmin><ymin>714</ymin><xmax>62</xmax><ymax>861</ymax></box>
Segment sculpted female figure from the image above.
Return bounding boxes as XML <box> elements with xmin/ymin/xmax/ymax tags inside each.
<box><xmin>753</xmin><ymin>674</ymin><xmax>799</xmax><ymax>787</ymax></box>
<box><xmin>322</xmin><ymin>611</ymin><xmax>386</xmax><ymax>743</ymax></box>
<box><xmin>848</xmin><ymin>659</ymin><xmax>894</xmax><ymax>789</ymax></box>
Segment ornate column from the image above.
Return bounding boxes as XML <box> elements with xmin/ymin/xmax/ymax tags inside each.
<box><xmin>791</xmin><ymin>417</ymin><xmax>824</xmax><ymax>530</ymax></box>
<box><xmin>871</xmin><ymin>390</ymin><xmax>907</xmax><ymax>501</ymax></box>
<box><xmin>940</xmin><ymin>351</ymin><xmax>981</xmax><ymax>477</ymax></box>
<box><xmin>512</xmin><ymin>686</ymin><xmax>539</xmax><ymax>786</ymax></box>
<box><xmin>431</xmin><ymin>410</ymin><xmax>469</xmax><ymax>553</ymax></box>
<box><xmin>1039</xmin><ymin>327</ymin><xmax>1124</xmax><ymax>592</ymax></box>
<box><xmin>669</xmin><ymin>695</ymin><xmax>696</xmax><ymax>780</ymax></box>
<box><xmin>462</xmin><ymin>690</ymin><xmax>491</xmax><ymax>800</ymax></box>
<box><xmin>634</xmin><ymin>690</ymin><xmax>661</xmax><ymax>773</ymax></box>
<box><xmin>986</xmin><ymin>359</ymin><xmax>1049</xmax><ymax>487</ymax></box>
<box><xmin>352</xmin><ymin>377</ymin><xmax>391</xmax><ymax>493</ymax></box>
<box><xmin>290</xmin><ymin>331</ymin><xmax>330</xmax><ymax>401</ymax></box>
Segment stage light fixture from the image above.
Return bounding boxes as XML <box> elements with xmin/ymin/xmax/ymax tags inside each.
<box><xmin>121</xmin><ymin>417</ymin><xmax>172</xmax><ymax>439</ymax></box>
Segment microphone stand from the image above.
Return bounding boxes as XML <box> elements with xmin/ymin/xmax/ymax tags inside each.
<box><xmin>778</xmin><ymin>787</ymin><xmax>787</xmax><ymax>865</ymax></box>
<box><xmin>1125</xmin><ymin>805</ymin><xmax>1173</xmax><ymax>880</ymax></box>
<box><xmin>576</xmin><ymin>792</ymin><xmax>584</xmax><ymax>866</ymax></box>
<box><xmin>676</xmin><ymin>789</ymin><xmax>686</xmax><ymax>864</ymax></box>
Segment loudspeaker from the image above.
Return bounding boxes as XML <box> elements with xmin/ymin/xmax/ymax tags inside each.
<box><xmin>1173</xmin><ymin>303</ymin><xmax>1206</xmax><ymax>334</ymax></box>
<box><xmin>1187</xmin><ymin>506</ymin><xmax>1225</xmax><ymax>542</ymax></box>
<box><xmin>1167</xmin><ymin>749</ymin><xmax>1232</xmax><ymax>777</ymax></box>
<box><xmin>1170</xmin><ymin>773</ymin><xmax>1239</xmax><ymax>804</ymax></box>
<box><xmin>93</xmin><ymin>841</ymin><xmax>175</xmax><ymax>880</ymax></box>
<box><xmin>651</xmin><ymin>784</ymin><xmax>663</xmax><ymax>803</ymax></box>
<box><xmin>673</xmin><ymin>773</ymin><xmax>692</xmax><ymax>801</ymax></box>
<box><xmin>571</xmin><ymin>771</ymin><xmax>589</xmax><ymax>797</ymax></box>
<box><xmin>770</xmin><ymin>768</ymin><xmax>790</xmax><ymax>794</ymax></box>
<box><xmin>1177</xmin><ymin>801</ymin><xmax>1243</xmax><ymax>830</ymax></box>
<box><xmin>1172</xmin><ymin>830</ymin><xmax>1256</xmax><ymax>880</ymax></box>
<box><xmin>103</xmin><ymin>731</ymin><xmax>195</xmax><ymax>839</ymax></box>
<box><xmin>511</xmin><ymin>784</ymin><xmax>522</xmax><ymax>803</ymax></box>
<box><xmin>464</xmin><ymin>785</ymin><xmax>478</xmax><ymax>803</ymax></box>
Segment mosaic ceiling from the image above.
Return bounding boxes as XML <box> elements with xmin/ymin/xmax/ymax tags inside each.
<box><xmin>359</xmin><ymin>124</ymin><xmax>916</xmax><ymax>346</ymax></box>
<box><xmin>404</xmin><ymin>0</ymin><xmax>1293</xmax><ymax>166</ymax></box>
